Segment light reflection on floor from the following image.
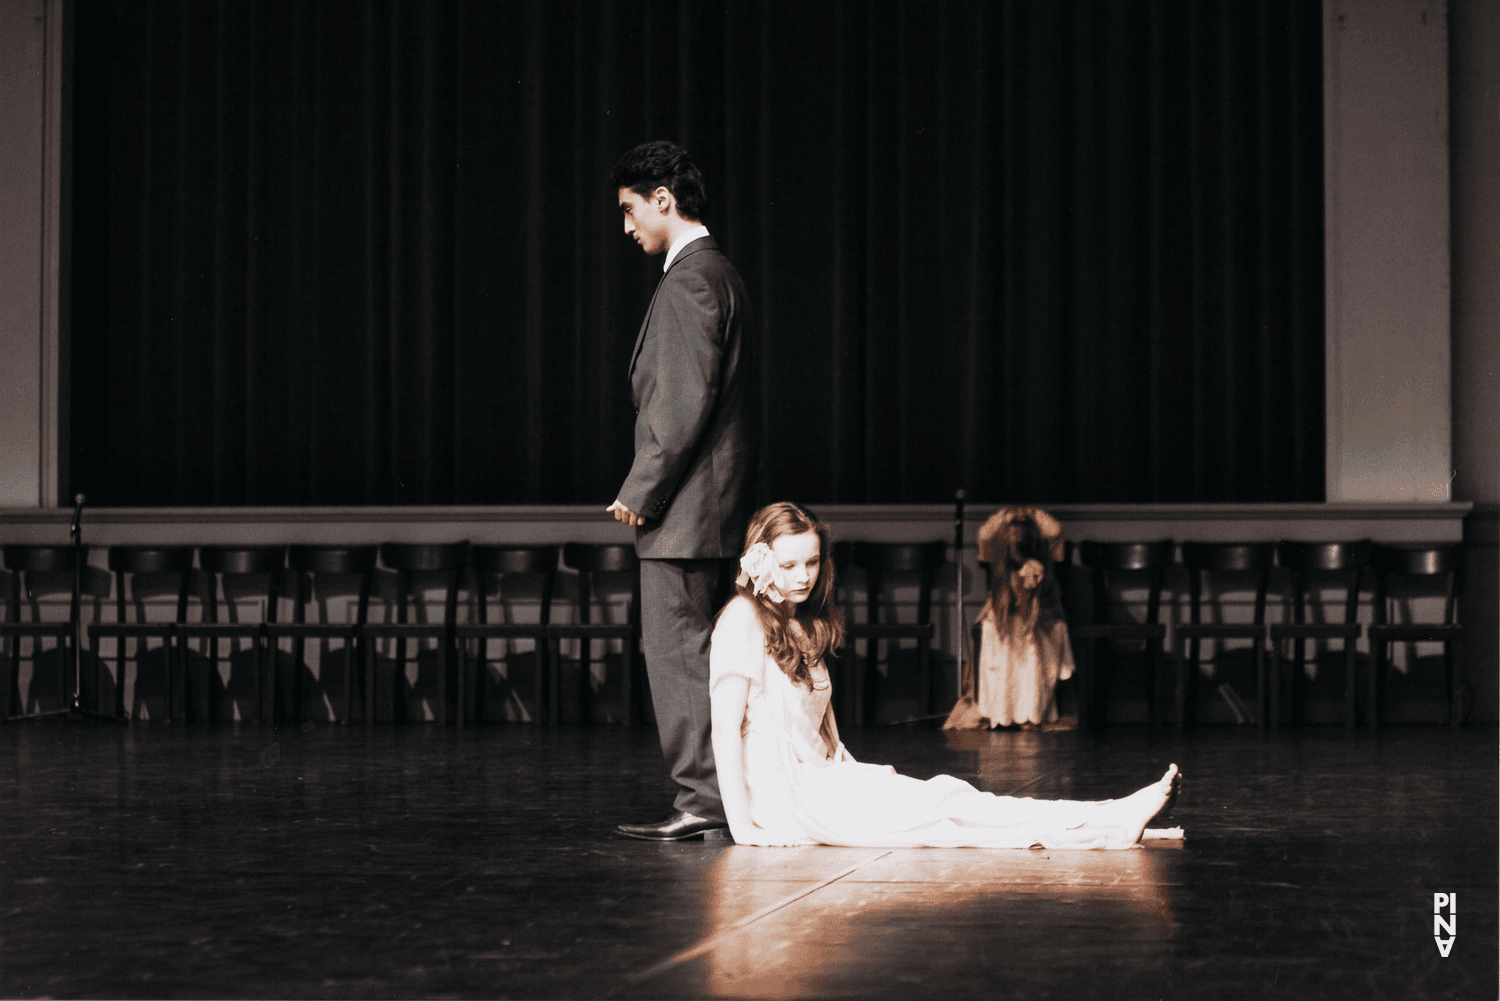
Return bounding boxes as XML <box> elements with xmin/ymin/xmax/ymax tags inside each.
<box><xmin>682</xmin><ymin>843</ymin><xmax>1178</xmax><ymax>999</ymax></box>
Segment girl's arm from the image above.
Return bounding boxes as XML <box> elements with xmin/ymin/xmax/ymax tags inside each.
<box><xmin>710</xmin><ymin>675</ymin><xmax>798</xmax><ymax>846</ymax></box>
<box><xmin>710</xmin><ymin>676</ymin><xmax>754</xmax><ymax>835</ymax></box>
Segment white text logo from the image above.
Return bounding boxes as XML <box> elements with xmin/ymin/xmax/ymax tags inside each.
<box><xmin>1433</xmin><ymin>893</ymin><xmax>1456</xmax><ymax>957</ymax></box>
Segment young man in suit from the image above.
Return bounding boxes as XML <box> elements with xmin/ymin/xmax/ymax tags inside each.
<box><xmin>607</xmin><ymin>141</ymin><xmax>757</xmax><ymax>841</ymax></box>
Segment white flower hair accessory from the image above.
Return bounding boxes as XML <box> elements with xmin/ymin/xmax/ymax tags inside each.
<box><xmin>737</xmin><ymin>542</ymin><xmax>790</xmax><ymax>603</ymax></box>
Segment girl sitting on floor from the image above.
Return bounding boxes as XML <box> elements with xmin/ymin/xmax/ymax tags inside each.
<box><xmin>708</xmin><ymin>501</ymin><xmax>1181</xmax><ymax>849</ymax></box>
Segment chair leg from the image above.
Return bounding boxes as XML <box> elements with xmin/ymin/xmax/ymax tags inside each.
<box><xmin>551</xmin><ymin>637</ymin><xmax>565</xmax><ymax>726</ymax></box>
<box><xmin>91</xmin><ymin>639</ymin><xmax>105</xmax><ymax>717</ymax></box>
<box><xmin>168</xmin><ymin>632</ymin><xmax>180</xmax><ymax>725</ymax></box>
<box><xmin>3</xmin><ymin>634</ymin><xmax>14</xmax><ymax>720</ymax></box>
<box><xmin>1146</xmin><ymin>639</ymin><xmax>1162</xmax><ymax>728</ymax></box>
<box><xmin>1092</xmin><ymin>642</ymin><xmax>1104</xmax><ymax>729</ymax></box>
<box><xmin>438</xmin><ymin>637</ymin><xmax>450</xmax><ymax>727</ymax></box>
<box><xmin>264</xmin><ymin>632</ymin><xmax>278</xmax><ymax>728</ymax></box>
<box><xmin>1289</xmin><ymin>638</ymin><xmax>1307</xmax><ymax>727</ymax></box>
<box><xmin>205</xmin><ymin>636</ymin><xmax>219</xmax><ymax>725</ymax></box>
<box><xmin>852</xmin><ymin>644</ymin><xmax>864</xmax><ymax>725</ymax></box>
<box><xmin>115</xmin><ymin>638</ymin><xmax>127</xmax><ymax>719</ymax></box>
<box><xmin>339</xmin><ymin>636</ymin><xmax>352</xmax><ymax>726</ymax></box>
<box><xmin>1445</xmin><ymin>640</ymin><xmax>1458</xmax><ymax>728</ymax></box>
<box><xmin>364</xmin><ymin>635</ymin><xmax>376</xmax><ymax>728</ymax></box>
<box><xmin>541</xmin><ymin>638</ymin><xmax>556</xmax><ymax>725</ymax></box>
<box><xmin>1266</xmin><ymin>642</ymin><xmax>1279</xmax><ymax>729</ymax></box>
<box><xmin>1086</xmin><ymin>638</ymin><xmax>1110</xmax><ymax>730</ymax></box>
<box><xmin>1297</xmin><ymin>638</ymin><xmax>1311</xmax><ymax>727</ymax></box>
<box><xmin>64</xmin><ymin>636</ymin><xmax>76</xmax><ymax>712</ymax></box>
<box><xmin>3</xmin><ymin>638</ymin><xmax>16</xmax><ymax>721</ymax></box>
<box><xmin>95</xmin><ymin>641</ymin><xmax>110</xmax><ymax>720</ymax></box>
<box><xmin>1177</xmin><ymin>639</ymin><xmax>1199</xmax><ymax>730</ymax></box>
<box><xmin>860</xmin><ymin>640</ymin><xmax>877</xmax><ymax>726</ymax></box>
<box><xmin>578</xmin><ymin>637</ymin><xmax>592</xmax><ymax>725</ymax></box>
<box><xmin>287</xmin><ymin>639</ymin><xmax>301</xmax><ymax>727</ymax></box>
<box><xmin>1343</xmin><ymin>640</ymin><xmax>1357</xmax><ymax>729</ymax></box>
<box><xmin>1368</xmin><ymin>641</ymin><xmax>1383</xmax><ymax>731</ymax></box>
<box><xmin>849</xmin><ymin>643</ymin><xmax>863</xmax><ymax>726</ymax></box>
<box><xmin>912</xmin><ymin>639</ymin><xmax>924</xmax><ymax>717</ymax></box>
<box><xmin>393</xmin><ymin>636</ymin><xmax>407</xmax><ymax>725</ymax></box>
<box><xmin>1169</xmin><ymin>640</ymin><xmax>1183</xmax><ymax>730</ymax></box>
<box><xmin>469</xmin><ymin>641</ymin><xmax>482</xmax><ymax>726</ymax></box>
<box><xmin>622</xmin><ymin>634</ymin><xmax>636</xmax><ymax>726</ymax></box>
<box><xmin>176</xmin><ymin>635</ymin><xmax>188</xmax><ymax>724</ymax></box>
<box><xmin>171</xmin><ymin>638</ymin><xmax>186</xmax><ymax>724</ymax></box>
<box><xmin>831</xmin><ymin>648</ymin><xmax>848</xmax><ymax>726</ymax></box>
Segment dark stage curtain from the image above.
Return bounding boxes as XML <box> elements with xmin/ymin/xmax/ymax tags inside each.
<box><xmin>70</xmin><ymin>0</ymin><xmax>1324</xmax><ymax>507</ymax></box>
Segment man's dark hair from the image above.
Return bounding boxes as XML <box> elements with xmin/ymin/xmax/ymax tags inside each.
<box><xmin>612</xmin><ymin>141</ymin><xmax>707</xmax><ymax>222</ymax></box>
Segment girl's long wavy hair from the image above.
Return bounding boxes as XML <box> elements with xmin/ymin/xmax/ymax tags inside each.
<box><xmin>732</xmin><ymin>502</ymin><xmax>844</xmax><ymax>689</ymax></box>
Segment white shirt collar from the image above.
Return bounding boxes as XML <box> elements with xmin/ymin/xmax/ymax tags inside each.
<box><xmin>663</xmin><ymin>225</ymin><xmax>711</xmax><ymax>272</ymax></box>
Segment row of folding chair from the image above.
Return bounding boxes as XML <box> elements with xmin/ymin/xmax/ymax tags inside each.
<box><xmin>0</xmin><ymin>542</ymin><xmax>642</xmax><ymax>727</ymax></box>
<box><xmin>0</xmin><ymin>537</ymin><xmax>956</xmax><ymax>730</ymax></box>
<box><xmin>1069</xmin><ymin>540</ymin><xmax>1464</xmax><ymax>730</ymax></box>
<box><xmin>4</xmin><ymin>536</ymin><xmax>1463</xmax><ymax>730</ymax></box>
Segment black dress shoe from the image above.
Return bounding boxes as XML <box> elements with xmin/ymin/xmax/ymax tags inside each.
<box><xmin>617</xmin><ymin>810</ymin><xmax>729</xmax><ymax>841</ymax></box>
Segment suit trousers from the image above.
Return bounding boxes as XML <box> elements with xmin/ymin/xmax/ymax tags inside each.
<box><xmin>638</xmin><ymin>557</ymin><xmax>737</xmax><ymax>822</ymax></box>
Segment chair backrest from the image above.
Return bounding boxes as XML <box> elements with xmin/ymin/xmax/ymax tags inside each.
<box><xmin>288</xmin><ymin>545</ymin><xmax>378</xmax><ymax>575</ymax></box>
<box><xmin>108</xmin><ymin>546</ymin><xmax>194</xmax><ymax>575</ymax></box>
<box><xmin>1372</xmin><ymin>543</ymin><xmax>1461</xmax><ymax>577</ymax></box>
<box><xmin>1077</xmin><ymin>540</ymin><xmax>1174</xmax><ymax>626</ymax></box>
<box><xmin>3</xmin><ymin>545</ymin><xmax>90</xmax><ymax>623</ymax></box>
<box><xmin>850</xmin><ymin>541</ymin><xmax>948</xmax><ymax>574</ymax></box>
<box><xmin>472</xmin><ymin>545</ymin><xmax>559</xmax><ymax>626</ymax></box>
<box><xmin>1180</xmin><ymin>541</ymin><xmax>1275</xmax><ymax>625</ymax></box>
<box><xmin>474</xmin><ymin>545</ymin><xmax>559</xmax><ymax>576</ymax></box>
<box><xmin>380</xmin><ymin>542</ymin><xmax>472</xmax><ymax>573</ymax></box>
<box><xmin>562</xmin><ymin>544</ymin><xmax>640</xmax><ymax>626</ymax></box>
<box><xmin>377</xmin><ymin>543</ymin><xmax>470</xmax><ymax>626</ymax></box>
<box><xmin>3</xmin><ymin>545</ymin><xmax>80</xmax><ymax>574</ymax></box>
<box><xmin>1275</xmin><ymin>540</ymin><xmax>1371</xmax><ymax>625</ymax></box>
<box><xmin>199</xmin><ymin>546</ymin><xmax>286</xmax><ymax>576</ymax></box>
<box><xmin>1181</xmin><ymin>542</ymin><xmax>1274</xmax><ymax>573</ymax></box>
<box><xmin>850</xmin><ymin>540</ymin><xmax>948</xmax><ymax>625</ymax></box>
<box><xmin>286</xmin><ymin>546</ymin><xmax>378</xmax><ymax>625</ymax></box>
<box><xmin>1276</xmin><ymin>540</ymin><xmax>1372</xmax><ymax>573</ymax></box>
<box><xmin>1371</xmin><ymin>543</ymin><xmax>1462</xmax><ymax>626</ymax></box>
<box><xmin>1078</xmin><ymin>540</ymin><xmax>1174</xmax><ymax>572</ymax></box>
<box><xmin>198</xmin><ymin>547</ymin><xmax>286</xmax><ymax>625</ymax></box>
<box><xmin>562</xmin><ymin>543</ymin><xmax>639</xmax><ymax>574</ymax></box>
<box><xmin>107</xmin><ymin>546</ymin><xmax>197</xmax><ymax>624</ymax></box>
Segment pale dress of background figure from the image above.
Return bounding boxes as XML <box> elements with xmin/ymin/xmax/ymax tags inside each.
<box><xmin>946</xmin><ymin>506</ymin><xmax>1077</xmax><ymax>730</ymax></box>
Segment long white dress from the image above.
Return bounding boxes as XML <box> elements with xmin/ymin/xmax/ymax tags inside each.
<box><xmin>710</xmin><ymin>596</ymin><xmax>1156</xmax><ymax>850</ymax></box>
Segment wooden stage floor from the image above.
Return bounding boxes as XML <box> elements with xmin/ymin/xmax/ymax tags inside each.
<box><xmin>1</xmin><ymin>719</ymin><xmax>1494</xmax><ymax>1000</ymax></box>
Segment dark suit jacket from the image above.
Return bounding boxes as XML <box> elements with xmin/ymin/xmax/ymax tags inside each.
<box><xmin>617</xmin><ymin>235</ymin><xmax>757</xmax><ymax>560</ymax></box>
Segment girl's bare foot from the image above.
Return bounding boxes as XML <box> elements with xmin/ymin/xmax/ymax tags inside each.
<box><xmin>1148</xmin><ymin>766</ymin><xmax>1183</xmax><ymax>826</ymax></box>
<box><xmin>1082</xmin><ymin>765</ymin><xmax>1181</xmax><ymax>847</ymax></box>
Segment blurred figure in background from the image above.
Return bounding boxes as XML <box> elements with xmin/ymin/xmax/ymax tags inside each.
<box><xmin>945</xmin><ymin>506</ymin><xmax>1076</xmax><ymax>731</ymax></box>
